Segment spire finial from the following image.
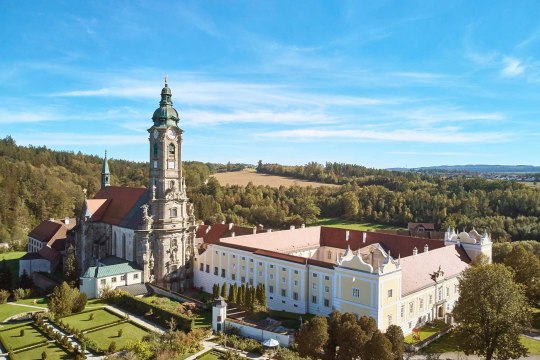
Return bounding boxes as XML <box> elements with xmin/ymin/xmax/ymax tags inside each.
<box><xmin>164</xmin><ymin>74</ymin><xmax>168</xmax><ymax>86</ymax></box>
<box><xmin>104</xmin><ymin>149</ymin><xmax>107</xmax><ymax>158</ymax></box>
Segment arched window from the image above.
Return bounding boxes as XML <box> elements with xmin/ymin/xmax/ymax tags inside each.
<box><xmin>153</xmin><ymin>142</ymin><xmax>158</xmax><ymax>157</ymax></box>
<box><xmin>170</xmin><ymin>180</ymin><xmax>175</xmax><ymax>189</ymax></box>
<box><xmin>168</xmin><ymin>143</ymin><xmax>175</xmax><ymax>156</ymax></box>
<box><xmin>122</xmin><ymin>234</ymin><xmax>126</xmax><ymax>258</ymax></box>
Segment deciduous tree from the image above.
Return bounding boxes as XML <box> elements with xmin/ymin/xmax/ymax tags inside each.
<box><xmin>453</xmin><ymin>264</ymin><xmax>530</xmax><ymax>360</ymax></box>
<box><xmin>297</xmin><ymin>315</ymin><xmax>328</xmax><ymax>359</ymax></box>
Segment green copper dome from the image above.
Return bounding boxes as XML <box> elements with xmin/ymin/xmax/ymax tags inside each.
<box><xmin>152</xmin><ymin>78</ymin><xmax>179</xmax><ymax>127</ymax></box>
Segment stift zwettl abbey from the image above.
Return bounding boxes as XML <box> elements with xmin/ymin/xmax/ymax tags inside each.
<box><xmin>21</xmin><ymin>79</ymin><xmax>492</xmax><ymax>335</ymax></box>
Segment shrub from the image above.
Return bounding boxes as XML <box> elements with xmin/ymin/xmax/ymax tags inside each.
<box><xmin>12</xmin><ymin>288</ymin><xmax>26</xmax><ymax>301</ymax></box>
<box><xmin>118</xmin><ymin>329</ymin><xmax>123</xmax><ymax>337</ymax></box>
<box><xmin>19</xmin><ymin>329</ymin><xmax>25</xmax><ymax>337</ymax></box>
<box><xmin>105</xmin><ymin>291</ymin><xmax>192</xmax><ymax>331</ymax></box>
<box><xmin>41</xmin><ymin>350</ymin><xmax>47</xmax><ymax>359</ymax></box>
<box><xmin>0</xmin><ymin>289</ymin><xmax>9</xmax><ymax>304</ymax></box>
<box><xmin>108</xmin><ymin>341</ymin><xmax>117</xmax><ymax>354</ymax></box>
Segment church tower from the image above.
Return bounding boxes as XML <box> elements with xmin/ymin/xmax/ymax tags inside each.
<box><xmin>136</xmin><ymin>77</ymin><xmax>197</xmax><ymax>291</ymax></box>
<box><xmin>101</xmin><ymin>150</ymin><xmax>110</xmax><ymax>188</ymax></box>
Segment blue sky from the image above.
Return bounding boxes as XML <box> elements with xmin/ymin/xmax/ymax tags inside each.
<box><xmin>1</xmin><ymin>1</ymin><xmax>539</xmax><ymax>168</ymax></box>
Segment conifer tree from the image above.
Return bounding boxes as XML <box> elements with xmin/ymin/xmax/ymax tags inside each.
<box><xmin>239</xmin><ymin>284</ymin><xmax>246</xmax><ymax>307</ymax></box>
<box><xmin>228</xmin><ymin>283</ymin><xmax>234</xmax><ymax>303</ymax></box>
<box><xmin>231</xmin><ymin>283</ymin><xmax>238</xmax><ymax>304</ymax></box>
<box><xmin>0</xmin><ymin>259</ymin><xmax>12</xmax><ymax>290</ymax></box>
<box><xmin>260</xmin><ymin>284</ymin><xmax>267</xmax><ymax>308</ymax></box>
<box><xmin>221</xmin><ymin>282</ymin><xmax>227</xmax><ymax>299</ymax></box>
<box><xmin>216</xmin><ymin>283</ymin><xmax>221</xmax><ymax>299</ymax></box>
<box><xmin>212</xmin><ymin>284</ymin><xmax>219</xmax><ymax>298</ymax></box>
<box><xmin>64</xmin><ymin>245</ymin><xmax>79</xmax><ymax>288</ymax></box>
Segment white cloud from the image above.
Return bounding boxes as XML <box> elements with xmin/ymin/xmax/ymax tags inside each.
<box><xmin>15</xmin><ymin>132</ymin><xmax>146</xmax><ymax>146</ymax></box>
<box><xmin>257</xmin><ymin>128</ymin><xmax>510</xmax><ymax>143</ymax></box>
<box><xmin>501</xmin><ymin>57</ymin><xmax>525</xmax><ymax>77</ymax></box>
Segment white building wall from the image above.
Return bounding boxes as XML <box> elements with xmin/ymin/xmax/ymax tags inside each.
<box><xmin>112</xmin><ymin>226</ymin><xmax>135</xmax><ymax>261</ymax></box>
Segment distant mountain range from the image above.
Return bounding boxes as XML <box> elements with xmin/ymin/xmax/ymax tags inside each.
<box><xmin>388</xmin><ymin>165</ymin><xmax>540</xmax><ymax>173</ymax></box>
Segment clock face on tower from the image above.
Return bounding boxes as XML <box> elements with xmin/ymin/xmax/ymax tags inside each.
<box><xmin>167</xmin><ymin>128</ymin><xmax>176</xmax><ymax>139</ymax></box>
<box><xmin>153</xmin><ymin>129</ymin><xmax>159</xmax><ymax>139</ymax></box>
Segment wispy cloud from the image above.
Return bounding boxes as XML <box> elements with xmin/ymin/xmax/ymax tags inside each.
<box><xmin>501</xmin><ymin>56</ymin><xmax>525</xmax><ymax>77</ymax></box>
<box><xmin>15</xmin><ymin>132</ymin><xmax>146</xmax><ymax>146</ymax></box>
<box><xmin>256</xmin><ymin>128</ymin><xmax>510</xmax><ymax>143</ymax></box>
<box><xmin>387</xmin><ymin>151</ymin><xmax>490</xmax><ymax>156</ymax></box>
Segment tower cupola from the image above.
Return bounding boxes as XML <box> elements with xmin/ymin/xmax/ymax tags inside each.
<box><xmin>152</xmin><ymin>76</ymin><xmax>179</xmax><ymax>127</ymax></box>
<box><xmin>101</xmin><ymin>150</ymin><xmax>110</xmax><ymax>188</ymax></box>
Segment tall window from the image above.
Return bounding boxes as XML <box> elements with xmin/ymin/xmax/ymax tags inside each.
<box><xmin>153</xmin><ymin>142</ymin><xmax>158</xmax><ymax>157</ymax></box>
<box><xmin>170</xmin><ymin>207</ymin><xmax>177</xmax><ymax>218</ymax></box>
<box><xmin>352</xmin><ymin>288</ymin><xmax>360</xmax><ymax>298</ymax></box>
<box><xmin>122</xmin><ymin>234</ymin><xmax>126</xmax><ymax>258</ymax></box>
<box><xmin>168</xmin><ymin>143</ymin><xmax>175</xmax><ymax>156</ymax></box>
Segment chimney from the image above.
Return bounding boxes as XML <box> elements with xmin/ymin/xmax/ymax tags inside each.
<box><xmin>228</xmin><ymin>223</ymin><xmax>234</xmax><ymax>230</ymax></box>
<box><xmin>231</xmin><ymin>232</ymin><xmax>235</xmax><ymax>238</ymax></box>
<box><xmin>49</xmin><ymin>217</ymin><xmax>55</xmax><ymax>222</ymax></box>
<box><xmin>290</xmin><ymin>225</ymin><xmax>295</xmax><ymax>230</ymax></box>
<box><xmin>221</xmin><ymin>221</ymin><xmax>226</xmax><ymax>224</ymax></box>
<box><xmin>267</xmin><ymin>229</ymin><xmax>272</xmax><ymax>233</ymax></box>
<box><xmin>253</xmin><ymin>227</ymin><xmax>257</xmax><ymax>234</ymax></box>
<box><xmin>301</xmin><ymin>224</ymin><xmax>305</xmax><ymax>228</ymax></box>
<box><xmin>362</xmin><ymin>233</ymin><xmax>367</xmax><ymax>243</ymax></box>
<box><xmin>64</xmin><ymin>217</ymin><xmax>70</xmax><ymax>225</ymax></box>
<box><xmin>424</xmin><ymin>244</ymin><xmax>429</xmax><ymax>253</ymax></box>
<box><xmin>413</xmin><ymin>247</ymin><xmax>418</xmax><ymax>256</ymax></box>
<box><xmin>345</xmin><ymin>230</ymin><xmax>350</xmax><ymax>241</ymax></box>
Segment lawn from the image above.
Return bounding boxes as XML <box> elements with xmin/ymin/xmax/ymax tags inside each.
<box><xmin>142</xmin><ymin>294</ymin><xmax>212</xmax><ymax>328</ymax></box>
<box><xmin>13</xmin><ymin>343</ymin><xmax>72</xmax><ymax>360</ymax></box>
<box><xmin>0</xmin><ymin>251</ymin><xmax>27</xmax><ymax>284</ymax></box>
<box><xmin>404</xmin><ymin>321</ymin><xmax>448</xmax><ymax>344</ymax></box>
<box><xmin>84</xmin><ymin>321</ymin><xmax>150</xmax><ymax>351</ymax></box>
<box><xmin>197</xmin><ymin>350</ymin><xmax>226</xmax><ymax>360</ymax></box>
<box><xmin>16</xmin><ymin>297</ymin><xmax>48</xmax><ymax>308</ymax></box>
<box><xmin>0</xmin><ymin>323</ymin><xmax>47</xmax><ymax>350</ymax></box>
<box><xmin>316</xmin><ymin>218</ymin><xmax>404</xmax><ymax>231</ymax></box>
<box><xmin>422</xmin><ymin>330</ymin><xmax>540</xmax><ymax>355</ymax></box>
<box><xmin>522</xmin><ymin>336</ymin><xmax>540</xmax><ymax>355</ymax></box>
<box><xmin>61</xmin><ymin>308</ymin><xmax>122</xmax><ymax>331</ymax></box>
<box><xmin>0</xmin><ymin>303</ymin><xmax>42</xmax><ymax>322</ymax></box>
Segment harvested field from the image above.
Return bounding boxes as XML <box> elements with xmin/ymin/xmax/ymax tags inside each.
<box><xmin>212</xmin><ymin>169</ymin><xmax>339</xmax><ymax>188</ymax></box>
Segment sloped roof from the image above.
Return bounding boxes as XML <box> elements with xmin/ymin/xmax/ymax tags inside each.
<box><xmin>38</xmin><ymin>245</ymin><xmax>60</xmax><ymax>262</ymax></box>
<box><xmin>197</xmin><ymin>223</ymin><xmax>266</xmax><ymax>244</ymax></box>
<box><xmin>89</xmin><ymin>186</ymin><xmax>148</xmax><ymax>229</ymax></box>
<box><xmin>319</xmin><ymin>227</ymin><xmax>445</xmax><ymax>258</ymax></box>
<box><xmin>408</xmin><ymin>222</ymin><xmax>436</xmax><ymax>231</ymax></box>
<box><xmin>400</xmin><ymin>245</ymin><xmax>471</xmax><ymax>295</ymax></box>
<box><xmin>82</xmin><ymin>262</ymin><xmax>140</xmax><ymax>278</ymax></box>
<box><xmin>220</xmin><ymin>226</ymin><xmax>321</xmax><ymax>253</ymax></box>
<box><xmin>29</xmin><ymin>220</ymin><xmax>67</xmax><ymax>243</ymax></box>
<box><xmin>116</xmin><ymin>283</ymin><xmax>149</xmax><ymax>296</ymax></box>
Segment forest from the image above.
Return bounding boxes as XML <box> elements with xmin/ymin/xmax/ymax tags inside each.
<box><xmin>0</xmin><ymin>136</ymin><xmax>539</xmax><ymax>250</ymax></box>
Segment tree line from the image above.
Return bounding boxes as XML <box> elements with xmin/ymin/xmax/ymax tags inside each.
<box><xmin>2</xmin><ymin>136</ymin><xmax>538</xmax><ymax>247</ymax></box>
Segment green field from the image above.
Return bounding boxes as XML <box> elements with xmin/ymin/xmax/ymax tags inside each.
<box><xmin>84</xmin><ymin>322</ymin><xmax>149</xmax><ymax>351</ymax></box>
<box><xmin>0</xmin><ymin>251</ymin><xmax>27</xmax><ymax>284</ymax></box>
<box><xmin>0</xmin><ymin>323</ymin><xmax>46</xmax><ymax>351</ymax></box>
<box><xmin>13</xmin><ymin>343</ymin><xmax>72</xmax><ymax>360</ymax></box>
<box><xmin>62</xmin><ymin>308</ymin><xmax>122</xmax><ymax>331</ymax></box>
<box><xmin>316</xmin><ymin>218</ymin><xmax>404</xmax><ymax>231</ymax></box>
<box><xmin>142</xmin><ymin>294</ymin><xmax>212</xmax><ymax>328</ymax></box>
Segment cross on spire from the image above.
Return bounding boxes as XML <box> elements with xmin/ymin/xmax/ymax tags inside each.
<box><xmin>164</xmin><ymin>74</ymin><xmax>168</xmax><ymax>86</ymax></box>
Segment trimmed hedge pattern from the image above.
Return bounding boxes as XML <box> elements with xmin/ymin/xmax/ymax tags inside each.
<box><xmin>106</xmin><ymin>292</ymin><xmax>193</xmax><ymax>331</ymax></box>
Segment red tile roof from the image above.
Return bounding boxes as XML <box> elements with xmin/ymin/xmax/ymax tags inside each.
<box><xmin>319</xmin><ymin>227</ymin><xmax>445</xmax><ymax>258</ymax></box>
<box><xmin>400</xmin><ymin>245</ymin><xmax>470</xmax><ymax>295</ymax></box>
<box><xmin>91</xmin><ymin>186</ymin><xmax>147</xmax><ymax>226</ymax></box>
<box><xmin>38</xmin><ymin>245</ymin><xmax>60</xmax><ymax>262</ymax></box>
<box><xmin>197</xmin><ymin>223</ymin><xmax>264</xmax><ymax>244</ymax></box>
<box><xmin>29</xmin><ymin>220</ymin><xmax>68</xmax><ymax>243</ymax></box>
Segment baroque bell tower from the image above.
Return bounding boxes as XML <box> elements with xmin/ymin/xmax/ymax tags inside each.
<box><xmin>136</xmin><ymin>77</ymin><xmax>197</xmax><ymax>291</ymax></box>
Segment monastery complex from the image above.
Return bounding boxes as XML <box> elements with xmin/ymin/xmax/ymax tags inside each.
<box><xmin>19</xmin><ymin>80</ymin><xmax>493</xmax><ymax>335</ymax></box>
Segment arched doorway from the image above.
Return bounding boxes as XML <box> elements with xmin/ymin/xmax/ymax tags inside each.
<box><xmin>438</xmin><ymin>306</ymin><xmax>444</xmax><ymax>318</ymax></box>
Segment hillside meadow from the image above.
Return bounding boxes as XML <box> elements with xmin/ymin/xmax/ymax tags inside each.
<box><xmin>212</xmin><ymin>169</ymin><xmax>340</xmax><ymax>188</ymax></box>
